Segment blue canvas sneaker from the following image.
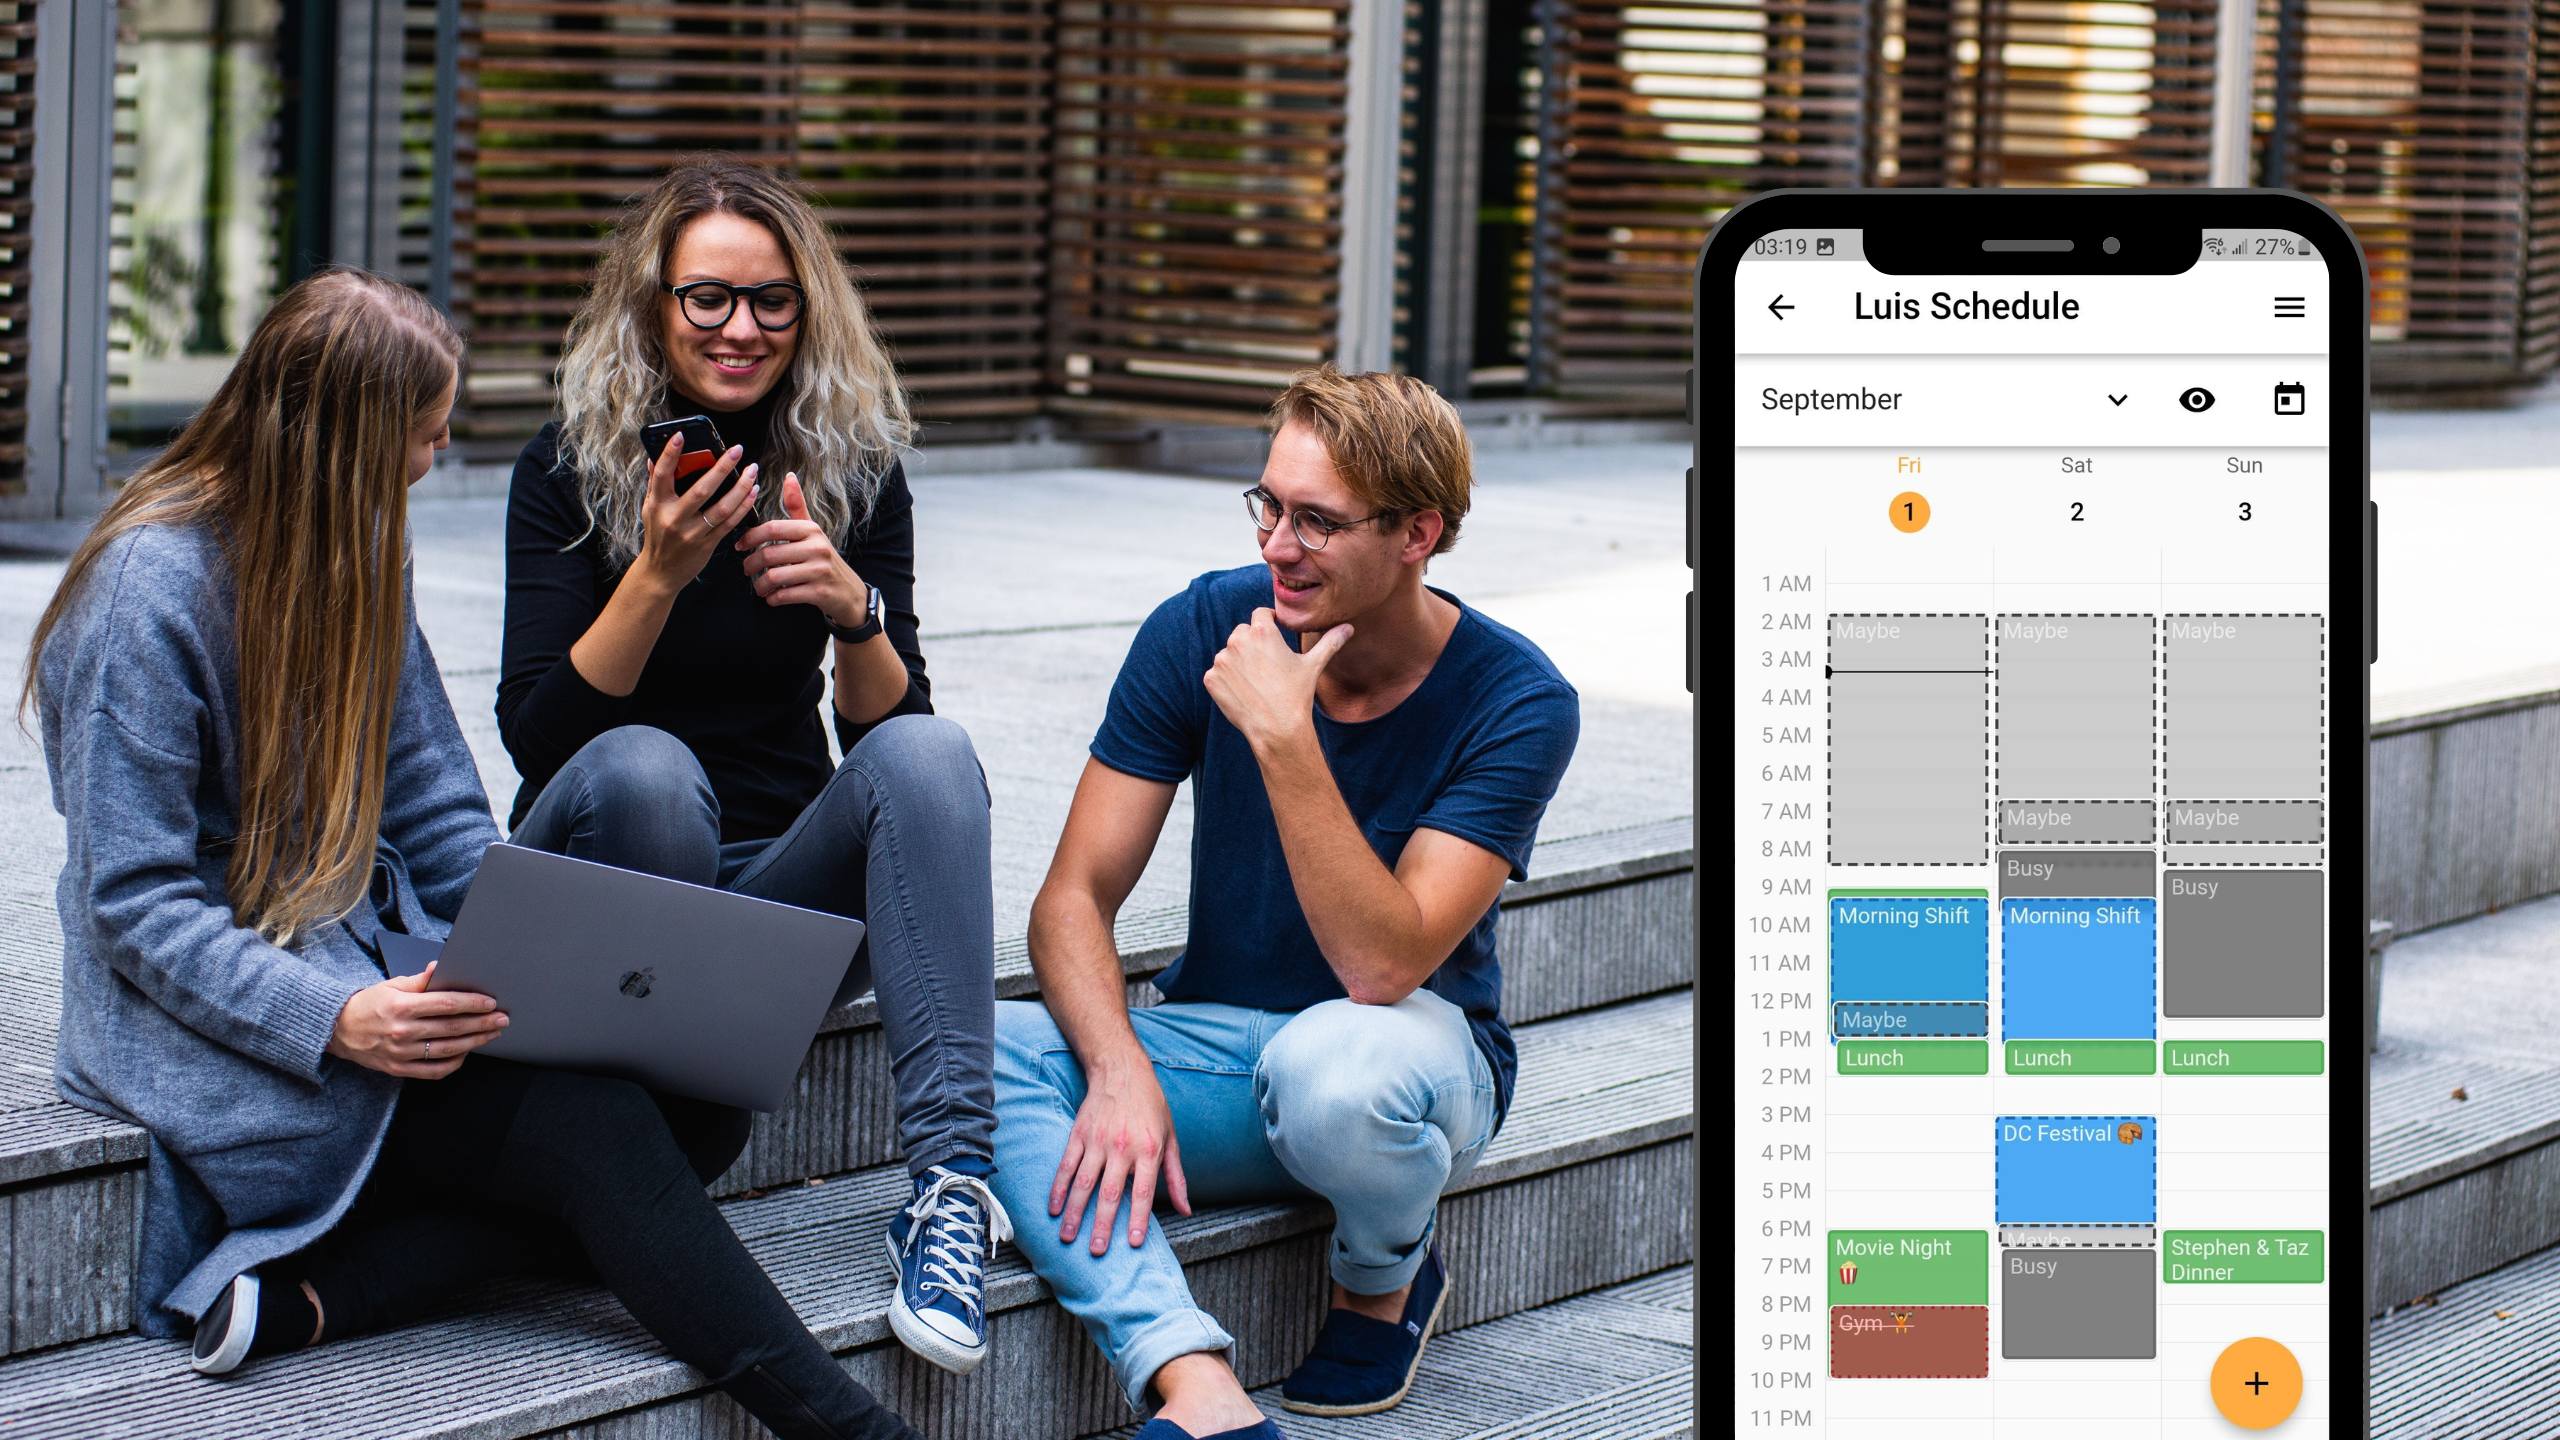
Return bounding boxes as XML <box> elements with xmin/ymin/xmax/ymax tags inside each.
<box><xmin>883</xmin><ymin>1162</ymin><xmax>1013</xmax><ymax>1373</ymax></box>
<box><xmin>1278</xmin><ymin>1240</ymin><xmax>1449</xmax><ymax>1415</ymax></box>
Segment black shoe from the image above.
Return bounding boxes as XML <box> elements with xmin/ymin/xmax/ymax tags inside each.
<box><xmin>191</xmin><ymin>1272</ymin><xmax>259</xmax><ymax>1376</ymax></box>
<box><xmin>1133</xmin><ymin>1421</ymin><xmax>1287</xmax><ymax>1440</ymax></box>
<box><xmin>1278</xmin><ymin>1241</ymin><xmax>1450</xmax><ymax>1416</ymax></box>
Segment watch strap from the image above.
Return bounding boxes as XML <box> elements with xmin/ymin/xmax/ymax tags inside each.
<box><xmin>829</xmin><ymin>582</ymin><xmax>885</xmax><ymax>644</ymax></box>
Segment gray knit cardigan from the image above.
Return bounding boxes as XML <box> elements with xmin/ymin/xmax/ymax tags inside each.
<box><xmin>38</xmin><ymin>522</ymin><xmax>497</xmax><ymax>1336</ymax></box>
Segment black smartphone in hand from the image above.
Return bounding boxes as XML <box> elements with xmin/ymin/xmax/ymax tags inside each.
<box><xmin>640</xmin><ymin>414</ymin><xmax>732</xmax><ymax>501</ymax></box>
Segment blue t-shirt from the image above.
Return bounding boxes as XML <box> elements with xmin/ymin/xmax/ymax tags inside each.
<box><xmin>1091</xmin><ymin>566</ymin><xmax>1581</xmax><ymax>1127</ymax></box>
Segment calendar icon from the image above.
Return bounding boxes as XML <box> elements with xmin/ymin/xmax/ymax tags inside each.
<box><xmin>2273</xmin><ymin>381</ymin><xmax>2306</xmax><ymax>415</ymax></box>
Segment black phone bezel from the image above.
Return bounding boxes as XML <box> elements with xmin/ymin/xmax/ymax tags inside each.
<box><xmin>642</xmin><ymin>414</ymin><xmax>732</xmax><ymax>500</ymax></box>
<box><xmin>1693</xmin><ymin>189</ymin><xmax>2372</xmax><ymax>1432</ymax></box>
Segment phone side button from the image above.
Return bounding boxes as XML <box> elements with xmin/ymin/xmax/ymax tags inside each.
<box><xmin>1687</xmin><ymin>590</ymin><xmax>1696</xmax><ymax>695</ymax></box>
<box><xmin>2369</xmin><ymin>498</ymin><xmax>2379</xmax><ymax>665</ymax></box>
<box><xmin>1686</xmin><ymin>466</ymin><xmax>1697</xmax><ymax>571</ymax></box>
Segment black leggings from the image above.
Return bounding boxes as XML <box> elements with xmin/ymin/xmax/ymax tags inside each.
<box><xmin>280</xmin><ymin>1056</ymin><xmax>919</xmax><ymax>1440</ymax></box>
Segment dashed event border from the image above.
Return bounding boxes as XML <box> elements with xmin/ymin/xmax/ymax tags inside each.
<box><xmin>1996</xmin><ymin>798</ymin><xmax>2160</xmax><ymax>846</ymax></box>
<box><xmin>2161</xmin><ymin>613</ymin><xmax>2328</xmax><ymax>810</ymax></box>
<box><xmin>1828</xmin><ymin>1304</ymin><xmax>1991</xmax><ymax>1380</ymax></box>
<box><xmin>1827</xmin><ymin>890</ymin><xmax>1992</xmax><ymax>1036</ymax></box>
<box><xmin>1832</xmin><ymin>999</ymin><xmax>1992</xmax><ymax>1040</ymax></box>
<box><xmin>1828</xmin><ymin>614</ymin><xmax>1989</xmax><ymax>866</ymax></box>
<box><xmin>1993</xmin><ymin>1114</ymin><xmax>2159</xmax><ymax>1231</ymax></box>
<box><xmin>1999</xmin><ymin>890</ymin><xmax>2159</xmax><ymax>1045</ymax></box>
<box><xmin>1994</xmin><ymin>614</ymin><xmax>2161</xmax><ymax>818</ymax></box>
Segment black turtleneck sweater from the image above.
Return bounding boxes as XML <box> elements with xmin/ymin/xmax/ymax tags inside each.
<box><xmin>495</xmin><ymin>388</ymin><xmax>932</xmax><ymax>843</ymax></box>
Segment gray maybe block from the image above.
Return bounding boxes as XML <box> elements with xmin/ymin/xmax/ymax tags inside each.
<box><xmin>2164</xmin><ymin>800</ymin><xmax>2323</xmax><ymax>843</ymax></box>
<box><xmin>2000</xmin><ymin>1247</ymin><xmax>2156</xmax><ymax>1359</ymax></box>
<box><xmin>2163</xmin><ymin>870</ymin><xmax>2325</xmax><ymax>1017</ymax></box>
<box><xmin>1832</xmin><ymin>617</ymin><xmax>1986</xmax><ymax>865</ymax></box>
<box><xmin>2165</xmin><ymin>615</ymin><xmax>2324</xmax><ymax>800</ymax></box>
<box><xmin>1997</xmin><ymin>615</ymin><xmax>2153</xmax><ymax>799</ymax></box>
<box><xmin>1999</xmin><ymin>849</ymin><xmax>2156</xmax><ymax>899</ymax></box>
<box><xmin>1998</xmin><ymin>801</ymin><xmax>2154</xmax><ymax>845</ymax></box>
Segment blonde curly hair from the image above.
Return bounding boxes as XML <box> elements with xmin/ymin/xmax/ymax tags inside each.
<box><xmin>555</xmin><ymin>159</ymin><xmax>911</xmax><ymax>569</ymax></box>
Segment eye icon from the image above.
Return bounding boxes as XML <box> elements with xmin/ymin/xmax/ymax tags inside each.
<box><xmin>2179</xmin><ymin>387</ymin><xmax>2216</xmax><ymax>413</ymax></box>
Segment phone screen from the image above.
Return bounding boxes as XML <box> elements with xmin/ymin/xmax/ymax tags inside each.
<box><xmin>1712</xmin><ymin>204</ymin><xmax>2364</xmax><ymax>1437</ymax></box>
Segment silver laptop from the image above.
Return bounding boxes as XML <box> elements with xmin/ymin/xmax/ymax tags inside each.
<box><xmin>385</xmin><ymin>843</ymin><xmax>865</xmax><ymax>1112</ymax></box>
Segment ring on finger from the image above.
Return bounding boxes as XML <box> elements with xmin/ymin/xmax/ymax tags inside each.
<box><xmin>423</xmin><ymin>1039</ymin><xmax>435</xmax><ymax>1059</ymax></box>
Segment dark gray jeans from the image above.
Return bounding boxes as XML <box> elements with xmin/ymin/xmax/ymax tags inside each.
<box><xmin>511</xmin><ymin>716</ymin><xmax>997</xmax><ymax>1172</ymax></box>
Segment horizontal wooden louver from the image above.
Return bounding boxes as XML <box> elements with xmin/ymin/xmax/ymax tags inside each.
<box><xmin>1529</xmin><ymin>0</ymin><xmax>2216</xmax><ymax>401</ymax></box>
<box><xmin>2264</xmin><ymin>0</ymin><xmax>2544</xmax><ymax>384</ymax></box>
<box><xmin>1045</xmin><ymin>0</ymin><xmax>1347</xmax><ymax>417</ymax></box>
<box><xmin>1931</xmin><ymin>0</ymin><xmax>2218</xmax><ymax>188</ymax></box>
<box><xmin>1530</xmin><ymin>0</ymin><xmax>1865</xmax><ymax>402</ymax></box>
<box><xmin>457</xmin><ymin>0</ymin><xmax>1051</xmax><ymax>450</ymax></box>
<box><xmin>799</xmin><ymin>0</ymin><xmax>1050</xmax><ymax>422</ymax></box>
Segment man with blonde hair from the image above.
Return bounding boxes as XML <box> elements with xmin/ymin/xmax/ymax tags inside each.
<box><xmin>985</xmin><ymin>366</ymin><xmax>1581</xmax><ymax>1437</ymax></box>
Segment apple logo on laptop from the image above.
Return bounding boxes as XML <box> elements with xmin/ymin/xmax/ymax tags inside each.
<box><xmin>618</xmin><ymin>968</ymin><xmax>654</xmax><ymax>999</ymax></box>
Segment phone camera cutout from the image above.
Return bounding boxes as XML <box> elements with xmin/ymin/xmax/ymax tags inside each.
<box><xmin>2103</xmin><ymin>236</ymin><xmax>2121</xmax><ymax>254</ymax></box>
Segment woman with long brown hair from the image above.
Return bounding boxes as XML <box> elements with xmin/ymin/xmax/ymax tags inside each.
<box><xmin>499</xmin><ymin>159</ymin><xmax>1005</xmax><ymax>1376</ymax></box>
<box><xmin>30</xmin><ymin>269</ymin><xmax>924</xmax><ymax>1440</ymax></box>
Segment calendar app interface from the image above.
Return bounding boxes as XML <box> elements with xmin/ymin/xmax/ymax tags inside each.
<box><xmin>1731</xmin><ymin>230</ymin><xmax>2335</xmax><ymax>1438</ymax></box>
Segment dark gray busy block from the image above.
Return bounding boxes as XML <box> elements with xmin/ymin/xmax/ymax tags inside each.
<box><xmin>2163</xmin><ymin>870</ymin><xmax>2325</xmax><ymax>1017</ymax></box>
<box><xmin>2000</xmin><ymin>1247</ymin><xmax>2156</xmax><ymax>1360</ymax></box>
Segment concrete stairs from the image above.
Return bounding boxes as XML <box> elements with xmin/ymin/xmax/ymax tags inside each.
<box><xmin>1089</xmin><ymin>1266</ymin><xmax>1695</xmax><ymax>1440</ymax></box>
<box><xmin>0</xmin><ymin>820</ymin><xmax>1695</xmax><ymax>1438</ymax></box>
<box><xmin>2366</xmin><ymin>889</ymin><xmax>2560</xmax><ymax>1434</ymax></box>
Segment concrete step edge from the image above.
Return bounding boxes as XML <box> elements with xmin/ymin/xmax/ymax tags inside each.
<box><xmin>0</xmin><ymin>992</ymin><xmax>1695</xmax><ymax>1437</ymax></box>
<box><xmin>1083</xmin><ymin>1266</ymin><xmax>1697</xmax><ymax>1440</ymax></box>
<box><xmin>2370</xmin><ymin>1238</ymin><xmax>2560</xmax><ymax>1438</ymax></box>
<box><xmin>0</xmin><ymin>821</ymin><xmax>1698</xmax><ymax>1189</ymax></box>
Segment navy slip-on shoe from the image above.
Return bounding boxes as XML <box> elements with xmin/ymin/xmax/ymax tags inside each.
<box><xmin>1278</xmin><ymin>1241</ymin><xmax>1450</xmax><ymax>1416</ymax></box>
<box><xmin>1132</xmin><ymin>1420</ymin><xmax>1286</xmax><ymax>1440</ymax></box>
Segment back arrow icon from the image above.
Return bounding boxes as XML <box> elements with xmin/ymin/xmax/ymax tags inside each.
<box><xmin>1769</xmin><ymin>295</ymin><xmax>1794</xmax><ymax>320</ymax></box>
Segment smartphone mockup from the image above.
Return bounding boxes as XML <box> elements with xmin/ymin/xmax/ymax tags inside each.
<box><xmin>1701</xmin><ymin>191</ymin><xmax>2372</xmax><ymax>1437</ymax></box>
<box><xmin>641</xmin><ymin>413</ymin><xmax>732</xmax><ymax>500</ymax></box>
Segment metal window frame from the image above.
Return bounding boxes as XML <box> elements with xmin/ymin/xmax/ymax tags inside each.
<box><xmin>22</xmin><ymin>0</ymin><xmax>111</xmax><ymax>521</ymax></box>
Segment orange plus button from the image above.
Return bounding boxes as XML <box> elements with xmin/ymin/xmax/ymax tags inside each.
<box><xmin>2210</xmin><ymin>1336</ymin><xmax>2303</xmax><ymax>1429</ymax></box>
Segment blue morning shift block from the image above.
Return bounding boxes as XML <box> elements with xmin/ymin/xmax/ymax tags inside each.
<box><xmin>1996</xmin><ymin>1115</ymin><xmax>2157</xmax><ymax>1225</ymax></box>
<box><xmin>1830</xmin><ymin>895</ymin><xmax>1989</xmax><ymax>1005</ymax></box>
<box><xmin>2002</xmin><ymin>897</ymin><xmax>2156</xmax><ymax>1039</ymax></box>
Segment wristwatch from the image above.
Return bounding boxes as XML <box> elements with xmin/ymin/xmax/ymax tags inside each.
<box><xmin>829</xmin><ymin>582</ymin><xmax>885</xmax><ymax>645</ymax></box>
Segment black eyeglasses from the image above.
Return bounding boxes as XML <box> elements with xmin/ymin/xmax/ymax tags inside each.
<box><xmin>1243</xmin><ymin>486</ymin><xmax>1389</xmax><ymax>551</ymax></box>
<box><xmin>665</xmin><ymin>280</ymin><xmax>806</xmax><ymax>331</ymax></box>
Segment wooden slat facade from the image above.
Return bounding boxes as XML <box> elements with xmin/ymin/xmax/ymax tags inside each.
<box><xmin>1527</xmin><ymin>0</ymin><xmax>1866</xmax><ymax>401</ymax></box>
<box><xmin>457</xmin><ymin>0</ymin><xmax>1053</xmax><ymax>447</ymax></box>
<box><xmin>1524</xmin><ymin>0</ymin><xmax>2216</xmax><ymax>401</ymax></box>
<box><xmin>1043</xmin><ymin>1</ymin><xmax>1347</xmax><ymax>417</ymax></box>
<box><xmin>418</xmin><ymin>0</ymin><xmax>2560</xmax><ymax>433</ymax></box>
<box><xmin>2264</xmin><ymin>0</ymin><xmax>2559</xmax><ymax>386</ymax></box>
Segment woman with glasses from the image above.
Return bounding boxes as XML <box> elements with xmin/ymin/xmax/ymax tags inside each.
<box><xmin>496</xmin><ymin>159</ymin><xmax>1008</xmax><ymax>1384</ymax></box>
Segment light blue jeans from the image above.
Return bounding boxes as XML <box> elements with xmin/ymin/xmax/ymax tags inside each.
<box><xmin>990</xmin><ymin>989</ymin><xmax>1499</xmax><ymax>1409</ymax></box>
